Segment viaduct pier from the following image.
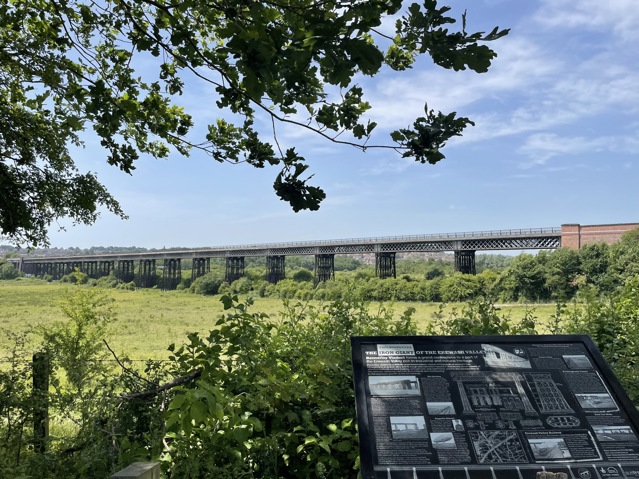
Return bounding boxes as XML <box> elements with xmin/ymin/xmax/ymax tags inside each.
<box><xmin>11</xmin><ymin>222</ymin><xmax>638</xmax><ymax>289</ymax></box>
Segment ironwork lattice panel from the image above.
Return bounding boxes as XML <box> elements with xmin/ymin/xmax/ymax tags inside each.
<box><xmin>323</xmin><ymin>244</ymin><xmax>376</xmax><ymax>254</ymax></box>
<box><xmin>380</xmin><ymin>241</ymin><xmax>454</xmax><ymax>253</ymax></box>
<box><xmin>229</xmin><ymin>249</ymin><xmax>268</xmax><ymax>257</ymax></box>
<box><xmin>272</xmin><ymin>247</ymin><xmax>317</xmax><ymax>255</ymax></box>
<box><xmin>460</xmin><ymin>237</ymin><xmax>561</xmax><ymax>250</ymax></box>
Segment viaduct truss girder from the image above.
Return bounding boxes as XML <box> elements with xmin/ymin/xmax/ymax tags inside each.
<box><xmin>18</xmin><ymin>228</ymin><xmax>562</xmax><ymax>282</ymax></box>
<box><xmin>19</xmin><ymin>227</ymin><xmax>561</xmax><ymax>266</ymax></box>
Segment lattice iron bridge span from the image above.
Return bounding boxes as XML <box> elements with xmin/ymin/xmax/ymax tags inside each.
<box><xmin>16</xmin><ymin>227</ymin><xmax>564</xmax><ymax>289</ymax></box>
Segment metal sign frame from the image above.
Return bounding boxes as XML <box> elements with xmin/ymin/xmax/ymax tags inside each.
<box><xmin>351</xmin><ymin>335</ymin><xmax>639</xmax><ymax>479</ymax></box>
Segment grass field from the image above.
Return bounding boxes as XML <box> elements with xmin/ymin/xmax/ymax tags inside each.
<box><xmin>0</xmin><ymin>278</ymin><xmax>558</xmax><ymax>360</ymax></box>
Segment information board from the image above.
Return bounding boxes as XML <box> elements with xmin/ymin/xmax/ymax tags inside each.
<box><xmin>351</xmin><ymin>335</ymin><xmax>639</xmax><ymax>479</ymax></box>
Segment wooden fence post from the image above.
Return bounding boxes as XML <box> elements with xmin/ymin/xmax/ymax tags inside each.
<box><xmin>32</xmin><ymin>351</ymin><xmax>50</xmax><ymax>453</ymax></box>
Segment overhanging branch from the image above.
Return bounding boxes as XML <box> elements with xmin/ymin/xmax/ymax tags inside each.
<box><xmin>121</xmin><ymin>368</ymin><xmax>202</xmax><ymax>400</ymax></box>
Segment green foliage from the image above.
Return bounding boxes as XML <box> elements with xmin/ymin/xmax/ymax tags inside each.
<box><xmin>579</xmin><ymin>242</ymin><xmax>611</xmax><ymax>290</ymax></box>
<box><xmin>116</xmin><ymin>281</ymin><xmax>137</xmax><ymax>291</ymax></box>
<box><xmin>476</xmin><ymin>269</ymin><xmax>500</xmax><ymax>296</ymax></box>
<box><xmin>607</xmin><ymin>232</ymin><xmax>639</xmax><ymax>288</ymax></box>
<box><xmin>42</xmin><ymin>289</ymin><xmax>115</xmax><ymax>390</ymax></box>
<box><xmin>426</xmin><ymin>296</ymin><xmax>538</xmax><ymax>336</ymax></box>
<box><xmin>177</xmin><ymin>276</ymin><xmax>193</xmax><ymax>290</ymax></box>
<box><xmin>474</xmin><ymin>253</ymin><xmax>514</xmax><ymax>273</ymax></box>
<box><xmin>190</xmin><ymin>273</ymin><xmax>224</xmax><ymax>295</ymax></box>
<box><xmin>0</xmin><ymin>260</ymin><xmax>22</xmax><ymax>280</ymax></box>
<box><xmin>292</xmin><ymin>268</ymin><xmax>314</xmax><ymax>282</ymax></box>
<box><xmin>285</xmin><ymin>255</ymin><xmax>315</xmax><ymax>271</ymax></box>
<box><xmin>164</xmin><ymin>294</ymin><xmax>417</xmax><ymax>478</ymax></box>
<box><xmin>7</xmin><ymin>266</ymin><xmax>639</xmax><ymax>477</ymax></box>
<box><xmin>1</xmin><ymin>289</ymin><xmax>131</xmax><ymax>478</ymax></box>
<box><xmin>230</xmin><ymin>276</ymin><xmax>254</xmax><ymax>295</ymax></box>
<box><xmin>27</xmin><ymin>234</ymin><xmax>639</xmax><ymax>308</ymax></box>
<box><xmin>0</xmin><ymin>329</ymin><xmax>36</xmax><ymax>477</ymax></box>
<box><xmin>496</xmin><ymin>254</ymin><xmax>548</xmax><ymax>302</ymax></box>
<box><xmin>1</xmin><ymin>0</ymin><xmax>507</xmax><ymax>246</ymax></box>
<box><xmin>334</xmin><ymin>256</ymin><xmax>363</xmax><ymax>271</ymax></box>
<box><xmin>543</xmin><ymin>248</ymin><xmax>580</xmax><ymax>300</ymax></box>
<box><xmin>0</xmin><ymin>287</ymin><xmax>180</xmax><ymax>479</ymax></box>
<box><xmin>439</xmin><ymin>272</ymin><xmax>482</xmax><ymax>302</ymax></box>
<box><xmin>557</xmin><ymin>277</ymin><xmax>639</xmax><ymax>402</ymax></box>
<box><xmin>620</xmin><ymin>228</ymin><xmax>639</xmax><ymax>245</ymax></box>
<box><xmin>60</xmin><ymin>268</ymin><xmax>89</xmax><ymax>285</ymax></box>
<box><xmin>425</xmin><ymin>265</ymin><xmax>446</xmax><ymax>280</ymax></box>
<box><xmin>94</xmin><ymin>273</ymin><xmax>121</xmax><ymax>289</ymax></box>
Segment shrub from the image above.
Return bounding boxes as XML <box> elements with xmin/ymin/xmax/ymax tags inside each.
<box><xmin>0</xmin><ymin>289</ymin><xmax>169</xmax><ymax>478</ymax></box>
<box><xmin>292</xmin><ymin>268</ymin><xmax>314</xmax><ymax>282</ymax></box>
<box><xmin>230</xmin><ymin>276</ymin><xmax>253</xmax><ymax>294</ymax></box>
<box><xmin>116</xmin><ymin>281</ymin><xmax>136</xmax><ymax>290</ymax></box>
<box><xmin>557</xmin><ymin>277</ymin><xmax>639</xmax><ymax>402</ymax></box>
<box><xmin>0</xmin><ymin>330</ymin><xmax>36</xmax><ymax>477</ymax></box>
<box><xmin>252</xmin><ymin>279</ymin><xmax>269</xmax><ymax>297</ymax></box>
<box><xmin>163</xmin><ymin>294</ymin><xmax>418</xmax><ymax>478</ymax></box>
<box><xmin>422</xmin><ymin>277</ymin><xmax>442</xmax><ymax>302</ymax></box>
<box><xmin>190</xmin><ymin>273</ymin><xmax>224</xmax><ymax>295</ymax></box>
<box><xmin>95</xmin><ymin>274</ymin><xmax>120</xmax><ymax>288</ymax></box>
<box><xmin>178</xmin><ymin>276</ymin><xmax>193</xmax><ymax>290</ymax></box>
<box><xmin>217</xmin><ymin>281</ymin><xmax>231</xmax><ymax>296</ymax></box>
<box><xmin>439</xmin><ymin>273</ymin><xmax>483</xmax><ymax>302</ymax></box>
<box><xmin>0</xmin><ymin>261</ymin><xmax>22</xmax><ymax>280</ymax></box>
<box><xmin>60</xmin><ymin>269</ymin><xmax>89</xmax><ymax>284</ymax></box>
<box><xmin>426</xmin><ymin>296</ymin><xmax>538</xmax><ymax>336</ymax></box>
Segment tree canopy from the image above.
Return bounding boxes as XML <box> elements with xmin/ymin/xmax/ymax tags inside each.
<box><xmin>1</xmin><ymin>0</ymin><xmax>508</xmax><ymax>246</ymax></box>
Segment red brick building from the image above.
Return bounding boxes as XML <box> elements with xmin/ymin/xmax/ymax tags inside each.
<box><xmin>561</xmin><ymin>223</ymin><xmax>639</xmax><ymax>249</ymax></box>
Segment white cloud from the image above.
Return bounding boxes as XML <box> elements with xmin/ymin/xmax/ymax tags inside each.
<box><xmin>358</xmin><ymin>33</ymin><xmax>566</xmax><ymax>141</ymax></box>
<box><xmin>533</xmin><ymin>0</ymin><xmax>639</xmax><ymax>42</ymax></box>
<box><xmin>518</xmin><ymin>132</ymin><xmax>639</xmax><ymax>166</ymax></box>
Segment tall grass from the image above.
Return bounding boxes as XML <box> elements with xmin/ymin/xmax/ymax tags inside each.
<box><xmin>0</xmin><ymin>279</ymin><xmax>558</xmax><ymax>359</ymax></box>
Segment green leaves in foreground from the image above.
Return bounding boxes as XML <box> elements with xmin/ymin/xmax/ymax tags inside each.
<box><xmin>163</xmin><ymin>293</ymin><xmax>417</xmax><ymax>477</ymax></box>
<box><xmin>1</xmin><ymin>0</ymin><xmax>508</xmax><ymax>246</ymax></box>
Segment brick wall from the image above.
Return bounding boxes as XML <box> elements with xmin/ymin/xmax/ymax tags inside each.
<box><xmin>561</xmin><ymin>223</ymin><xmax>639</xmax><ymax>249</ymax></box>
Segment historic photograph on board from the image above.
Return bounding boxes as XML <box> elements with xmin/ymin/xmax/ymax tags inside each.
<box><xmin>389</xmin><ymin>416</ymin><xmax>429</xmax><ymax>440</ymax></box>
<box><xmin>368</xmin><ymin>375</ymin><xmax>421</xmax><ymax>397</ymax></box>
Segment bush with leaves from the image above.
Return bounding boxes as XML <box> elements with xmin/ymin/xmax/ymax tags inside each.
<box><xmin>190</xmin><ymin>273</ymin><xmax>224</xmax><ymax>295</ymax></box>
<box><xmin>426</xmin><ymin>295</ymin><xmax>539</xmax><ymax>336</ymax></box>
<box><xmin>557</xmin><ymin>276</ymin><xmax>639</xmax><ymax>403</ymax></box>
<box><xmin>0</xmin><ymin>330</ymin><xmax>37</xmax><ymax>477</ymax></box>
<box><xmin>292</xmin><ymin>268</ymin><xmax>314</xmax><ymax>282</ymax></box>
<box><xmin>60</xmin><ymin>268</ymin><xmax>89</xmax><ymax>285</ymax></box>
<box><xmin>163</xmin><ymin>293</ymin><xmax>418</xmax><ymax>478</ymax></box>
<box><xmin>229</xmin><ymin>276</ymin><xmax>254</xmax><ymax>295</ymax></box>
<box><xmin>94</xmin><ymin>273</ymin><xmax>121</xmax><ymax>289</ymax></box>
<box><xmin>0</xmin><ymin>287</ymin><xmax>172</xmax><ymax>478</ymax></box>
<box><xmin>0</xmin><ymin>260</ymin><xmax>22</xmax><ymax>280</ymax></box>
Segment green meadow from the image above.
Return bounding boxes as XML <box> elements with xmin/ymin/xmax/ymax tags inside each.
<box><xmin>0</xmin><ymin>278</ymin><xmax>558</xmax><ymax>360</ymax></box>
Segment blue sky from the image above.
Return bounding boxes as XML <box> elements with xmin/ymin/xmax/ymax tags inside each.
<box><xmin>46</xmin><ymin>0</ymin><xmax>639</xmax><ymax>249</ymax></box>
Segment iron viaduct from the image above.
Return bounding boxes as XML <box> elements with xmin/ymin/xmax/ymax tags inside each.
<box><xmin>10</xmin><ymin>222</ymin><xmax>639</xmax><ymax>290</ymax></box>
